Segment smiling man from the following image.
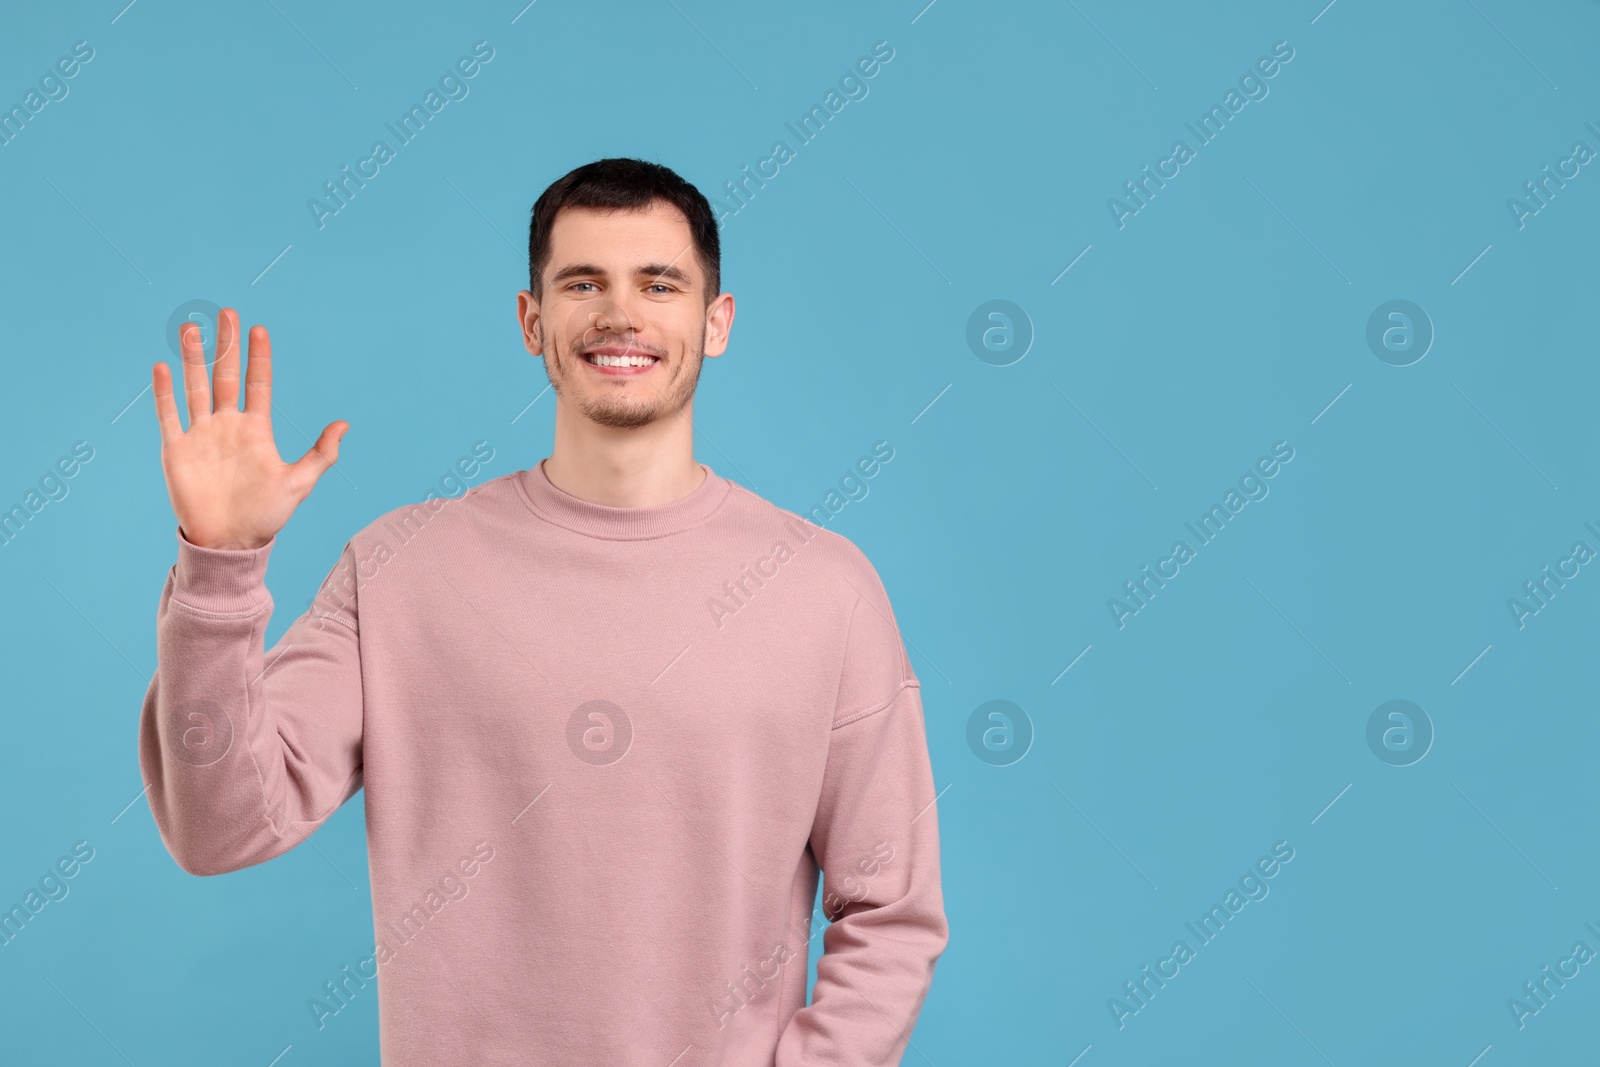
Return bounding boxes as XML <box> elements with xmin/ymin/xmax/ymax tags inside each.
<box><xmin>138</xmin><ymin>157</ymin><xmax>948</xmax><ymax>1066</ymax></box>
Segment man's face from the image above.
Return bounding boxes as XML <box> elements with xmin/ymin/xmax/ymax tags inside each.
<box><xmin>517</xmin><ymin>200</ymin><xmax>732</xmax><ymax>430</ymax></box>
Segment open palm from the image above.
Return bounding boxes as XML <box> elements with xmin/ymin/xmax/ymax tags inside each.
<box><xmin>152</xmin><ymin>308</ymin><xmax>347</xmax><ymax>551</ymax></box>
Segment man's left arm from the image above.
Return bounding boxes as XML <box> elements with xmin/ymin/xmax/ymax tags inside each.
<box><xmin>775</xmin><ymin>572</ymin><xmax>950</xmax><ymax>1066</ymax></box>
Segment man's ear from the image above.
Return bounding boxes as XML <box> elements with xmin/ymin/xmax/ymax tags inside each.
<box><xmin>703</xmin><ymin>291</ymin><xmax>735</xmax><ymax>359</ymax></box>
<box><xmin>517</xmin><ymin>290</ymin><xmax>544</xmax><ymax>357</ymax></box>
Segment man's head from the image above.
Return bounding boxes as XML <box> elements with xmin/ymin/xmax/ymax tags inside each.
<box><xmin>518</xmin><ymin>158</ymin><xmax>733</xmax><ymax>430</ymax></box>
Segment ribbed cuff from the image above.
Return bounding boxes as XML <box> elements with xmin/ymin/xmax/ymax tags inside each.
<box><xmin>171</xmin><ymin>524</ymin><xmax>275</xmax><ymax>613</ymax></box>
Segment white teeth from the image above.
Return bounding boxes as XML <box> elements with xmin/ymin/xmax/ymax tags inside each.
<box><xmin>588</xmin><ymin>353</ymin><xmax>657</xmax><ymax>367</ymax></box>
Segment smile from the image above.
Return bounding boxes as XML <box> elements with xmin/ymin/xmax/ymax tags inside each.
<box><xmin>581</xmin><ymin>344</ymin><xmax>661</xmax><ymax>376</ymax></box>
<box><xmin>584</xmin><ymin>352</ymin><xmax>659</xmax><ymax>367</ymax></box>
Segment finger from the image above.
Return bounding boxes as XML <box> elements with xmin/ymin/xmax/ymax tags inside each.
<box><xmin>152</xmin><ymin>361</ymin><xmax>184</xmax><ymax>442</ymax></box>
<box><xmin>243</xmin><ymin>323</ymin><xmax>272</xmax><ymax>414</ymax></box>
<box><xmin>212</xmin><ymin>308</ymin><xmax>241</xmax><ymax>413</ymax></box>
<box><xmin>179</xmin><ymin>321</ymin><xmax>212</xmax><ymax>425</ymax></box>
<box><xmin>291</xmin><ymin>420</ymin><xmax>348</xmax><ymax>491</ymax></box>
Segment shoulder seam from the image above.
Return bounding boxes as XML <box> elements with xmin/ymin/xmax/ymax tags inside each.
<box><xmin>305</xmin><ymin>608</ymin><xmax>359</xmax><ymax>634</ymax></box>
<box><xmin>827</xmin><ymin>591</ymin><xmax>865</xmax><ymax>725</ymax></box>
<box><xmin>832</xmin><ymin>677</ymin><xmax>919</xmax><ymax>729</ymax></box>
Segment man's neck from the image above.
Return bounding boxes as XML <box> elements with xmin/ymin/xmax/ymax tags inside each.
<box><xmin>541</xmin><ymin>430</ymin><xmax>704</xmax><ymax>508</ymax></box>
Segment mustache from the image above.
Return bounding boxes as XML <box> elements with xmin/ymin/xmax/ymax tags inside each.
<box><xmin>577</xmin><ymin>337</ymin><xmax>665</xmax><ymax>359</ymax></box>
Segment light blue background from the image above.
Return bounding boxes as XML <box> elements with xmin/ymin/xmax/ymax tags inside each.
<box><xmin>2</xmin><ymin>0</ymin><xmax>1597</xmax><ymax>1063</ymax></box>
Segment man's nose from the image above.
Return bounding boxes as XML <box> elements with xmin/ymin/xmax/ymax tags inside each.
<box><xmin>575</xmin><ymin>296</ymin><xmax>636</xmax><ymax>342</ymax></box>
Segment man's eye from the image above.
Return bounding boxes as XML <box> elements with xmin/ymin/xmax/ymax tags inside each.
<box><xmin>648</xmin><ymin>284</ymin><xmax>672</xmax><ymax>294</ymax></box>
<box><xmin>570</xmin><ymin>282</ymin><xmax>597</xmax><ymax>292</ymax></box>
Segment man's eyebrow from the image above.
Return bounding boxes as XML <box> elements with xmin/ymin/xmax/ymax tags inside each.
<box><xmin>636</xmin><ymin>262</ymin><xmax>693</xmax><ymax>286</ymax></box>
<box><xmin>548</xmin><ymin>262</ymin><xmax>606</xmax><ymax>285</ymax></box>
<box><xmin>547</xmin><ymin>262</ymin><xmax>695</xmax><ymax>287</ymax></box>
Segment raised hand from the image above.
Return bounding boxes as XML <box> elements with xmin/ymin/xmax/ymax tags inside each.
<box><xmin>152</xmin><ymin>308</ymin><xmax>348</xmax><ymax>550</ymax></box>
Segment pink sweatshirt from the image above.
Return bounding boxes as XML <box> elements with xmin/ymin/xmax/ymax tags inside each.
<box><xmin>138</xmin><ymin>458</ymin><xmax>948</xmax><ymax>1065</ymax></box>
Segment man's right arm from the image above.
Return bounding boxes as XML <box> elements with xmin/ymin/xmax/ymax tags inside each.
<box><xmin>138</xmin><ymin>526</ymin><xmax>365</xmax><ymax>877</ymax></box>
<box><xmin>141</xmin><ymin>307</ymin><xmax>358</xmax><ymax>876</ymax></box>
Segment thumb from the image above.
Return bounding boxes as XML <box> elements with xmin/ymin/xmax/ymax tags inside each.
<box><xmin>292</xmin><ymin>420</ymin><xmax>348</xmax><ymax>489</ymax></box>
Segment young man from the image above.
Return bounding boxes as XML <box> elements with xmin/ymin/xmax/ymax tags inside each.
<box><xmin>140</xmin><ymin>157</ymin><xmax>948</xmax><ymax>1065</ymax></box>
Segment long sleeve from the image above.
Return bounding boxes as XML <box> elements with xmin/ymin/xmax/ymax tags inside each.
<box><xmin>137</xmin><ymin>524</ymin><xmax>365</xmax><ymax>877</ymax></box>
<box><xmin>775</xmin><ymin>572</ymin><xmax>950</xmax><ymax>1066</ymax></box>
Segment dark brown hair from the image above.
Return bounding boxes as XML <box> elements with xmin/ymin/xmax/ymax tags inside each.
<box><xmin>527</xmin><ymin>157</ymin><xmax>721</xmax><ymax>305</ymax></box>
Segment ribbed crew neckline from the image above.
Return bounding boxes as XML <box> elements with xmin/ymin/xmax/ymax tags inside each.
<box><xmin>514</xmin><ymin>457</ymin><xmax>731</xmax><ymax>540</ymax></box>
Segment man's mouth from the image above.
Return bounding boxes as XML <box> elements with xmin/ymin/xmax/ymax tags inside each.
<box><xmin>582</xmin><ymin>345</ymin><xmax>660</xmax><ymax>374</ymax></box>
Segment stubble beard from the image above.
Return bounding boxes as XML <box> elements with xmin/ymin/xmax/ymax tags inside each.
<box><xmin>541</xmin><ymin>321</ymin><xmax>705</xmax><ymax>430</ymax></box>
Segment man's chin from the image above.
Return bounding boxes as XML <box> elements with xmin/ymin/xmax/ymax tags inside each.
<box><xmin>579</xmin><ymin>399</ymin><xmax>665</xmax><ymax>429</ymax></box>
<box><xmin>545</xmin><ymin>351</ymin><xmax>699</xmax><ymax>428</ymax></box>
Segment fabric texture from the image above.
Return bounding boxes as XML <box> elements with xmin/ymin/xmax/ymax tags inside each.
<box><xmin>138</xmin><ymin>459</ymin><xmax>948</xmax><ymax>1065</ymax></box>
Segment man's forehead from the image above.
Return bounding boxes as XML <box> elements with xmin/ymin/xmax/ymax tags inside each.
<box><xmin>545</xmin><ymin>204</ymin><xmax>698</xmax><ymax>279</ymax></box>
